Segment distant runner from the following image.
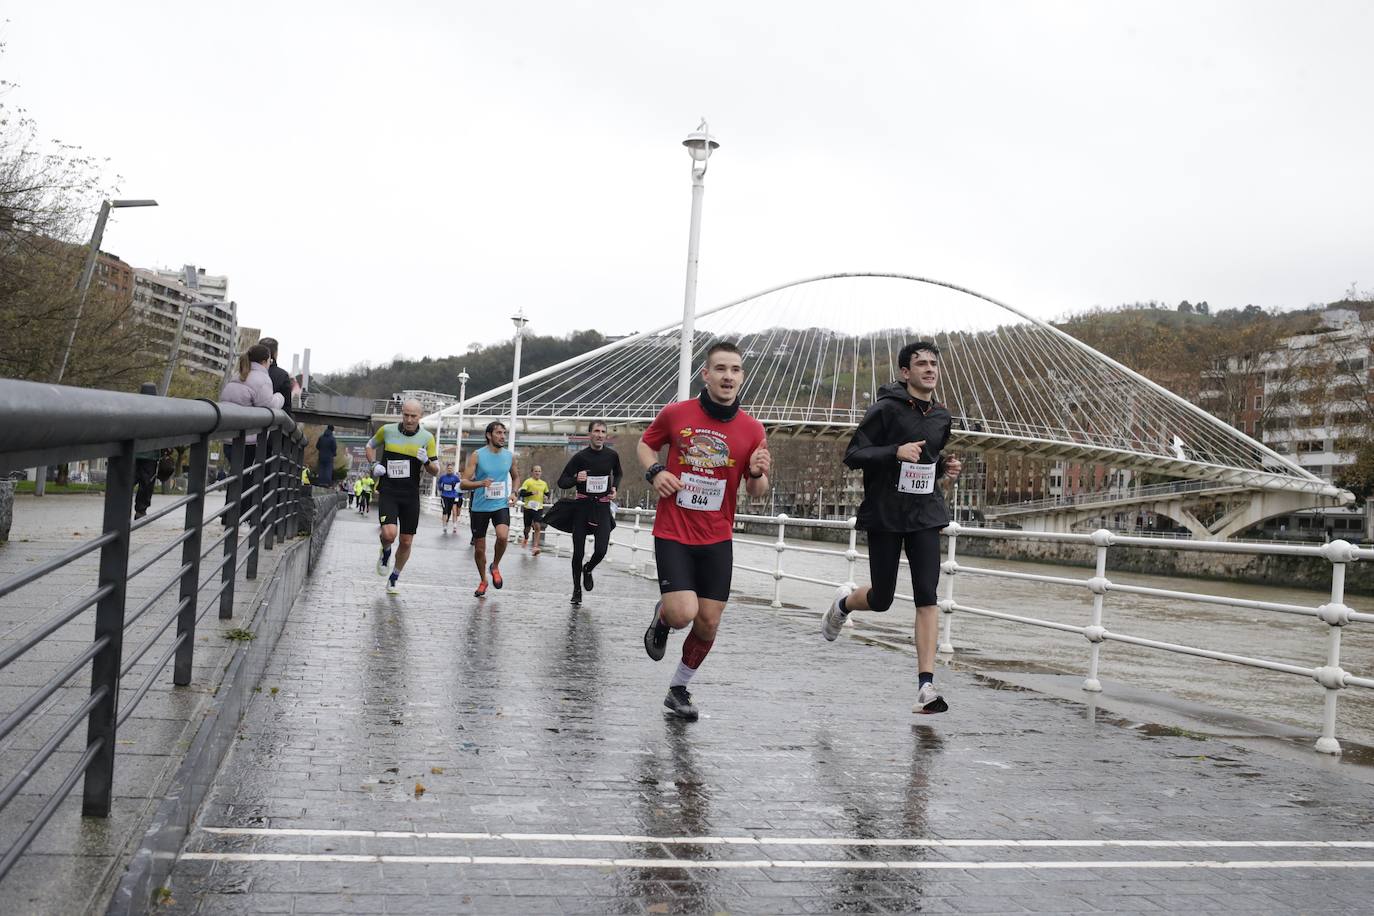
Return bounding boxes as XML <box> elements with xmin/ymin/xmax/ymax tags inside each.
<box><xmin>366</xmin><ymin>399</ymin><xmax>439</xmax><ymax>595</ymax></box>
<box><xmin>462</xmin><ymin>421</ymin><xmax>517</xmax><ymax>598</ymax></box>
<box><xmin>437</xmin><ymin>462</ymin><xmax>462</xmax><ymax>533</ymax></box>
<box><xmin>518</xmin><ymin>465</ymin><xmax>551</xmax><ymax>555</ymax></box>
<box><xmin>558</xmin><ymin>421</ymin><xmax>623</xmax><ymax>608</ymax></box>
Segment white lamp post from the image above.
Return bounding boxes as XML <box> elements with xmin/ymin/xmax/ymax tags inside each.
<box><xmin>509</xmin><ymin>309</ymin><xmax>528</xmax><ymax>455</ymax></box>
<box><xmin>677</xmin><ymin>119</ymin><xmax>719</xmax><ymax>402</ymax></box>
<box><xmin>455</xmin><ymin>368</ymin><xmax>470</xmax><ymax>471</ymax></box>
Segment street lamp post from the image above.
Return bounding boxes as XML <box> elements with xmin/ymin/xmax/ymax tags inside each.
<box><xmin>455</xmin><ymin>368</ymin><xmax>470</xmax><ymax>471</ymax></box>
<box><xmin>55</xmin><ymin>198</ymin><xmax>159</xmax><ymax>384</ymax></box>
<box><xmin>39</xmin><ymin>198</ymin><xmax>156</xmax><ymax>497</ymax></box>
<box><xmin>677</xmin><ymin>120</ymin><xmax>719</xmax><ymax>402</ymax></box>
<box><xmin>161</xmin><ymin>298</ymin><xmax>232</xmax><ymax>396</ymax></box>
<box><xmin>509</xmin><ymin>310</ymin><xmax>528</xmax><ymax>455</ymax></box>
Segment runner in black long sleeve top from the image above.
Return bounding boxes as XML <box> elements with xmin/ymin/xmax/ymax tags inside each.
<box><xmin>558</xmin><ymin>422</ymin><xmax>623</xmax><ymax>607</ymax></box>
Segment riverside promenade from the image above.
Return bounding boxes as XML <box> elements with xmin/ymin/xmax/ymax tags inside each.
<box><xmin>141</xmin><ymin>509</ymin><xmax>1374</xmax><ymax>916</ymax></box>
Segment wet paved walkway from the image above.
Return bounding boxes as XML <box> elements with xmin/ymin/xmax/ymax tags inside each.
<box><xmin>160</xmin><ymin>509</ymin><xmax>1374</xmax><ymax>914</ymax></box>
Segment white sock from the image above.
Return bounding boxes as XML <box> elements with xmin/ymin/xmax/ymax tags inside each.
<box><xmin>669</xmin><ymin>662</ymin><xmax>697</xmax><ymax>689</ymax></box>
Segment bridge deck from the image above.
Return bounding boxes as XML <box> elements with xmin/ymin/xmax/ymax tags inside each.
<box><xmin>153</xmin><ymin>510</ymin><xmax>1374</xmax><ymax>914</ymax></box>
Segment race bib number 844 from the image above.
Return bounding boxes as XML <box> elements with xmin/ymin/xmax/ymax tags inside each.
<box><xmin>676</xmin><ymin>473</ymin><xmax>726</xmax><ymax>511</ymax></box>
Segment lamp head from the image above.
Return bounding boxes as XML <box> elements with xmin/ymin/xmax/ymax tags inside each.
<box><xmin>682</xmin><ymin>119</ymin><xmax>719</xmax><ymax>163</ymax></box>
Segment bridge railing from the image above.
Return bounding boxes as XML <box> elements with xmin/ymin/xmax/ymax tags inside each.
<box><xmin>985</xmin><ymin>478</ymin><xmax>1240</xmax><ymax>516</ymax></box>
<box><xmin>0</xmin><ymin>379</ymin><xmax>308</xmax><ymax>883</ymax></box>
<box><xmin>561</xmin><ymin>508</ymin><xmax>1374</xmax><ymax>756</ymax></box>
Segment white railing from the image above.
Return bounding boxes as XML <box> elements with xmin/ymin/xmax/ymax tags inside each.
<box><xmin>538</xmin><ymin>507</ymin><xmax>1374</xmax><ymax>756</ymax></box>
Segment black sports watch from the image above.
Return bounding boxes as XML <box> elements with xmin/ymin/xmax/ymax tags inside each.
<box><xmin>645</xmin><ymin>463</ymin><xmax>667</xmax><ymax>484</ymax></box>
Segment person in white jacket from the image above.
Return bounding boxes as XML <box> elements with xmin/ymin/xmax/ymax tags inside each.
<box><xmin>218</xmin><ymin>344</ymin><xmax>285</xmax><ymax>522</ymax></box>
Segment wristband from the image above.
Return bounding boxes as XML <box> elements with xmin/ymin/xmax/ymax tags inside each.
<box><xmin>645</xmin><ymin>463</ymin><xmax>667</xmax><ymax>484</ymax></box>
<box><xmin>748</xmin><ymin>468</ymin><xmax>765</xmax><ymax>479</ymax></box>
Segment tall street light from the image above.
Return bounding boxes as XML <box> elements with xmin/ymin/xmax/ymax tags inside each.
<box><xmin>55</xmin><ymin>198</ymin><xmax>159</xmax><ymax>384</ymax></box>
<box><xmin>39</xmin><ymin>198</ymin><xmax>156</xmax><ymax>497</ymax></box>
<box><xmin>509</xmin><ymin>310</ymin><xmax>528</xmax><ymax>456</ymax></box>
<box><xmin>677</xmin><ymin>119</ymin><xmax>719</xmax><ymax>402</ymax></box>
<box><xmin>455</xmin><ymin>367</ymin><xmax>470</xmax><ymax>470</ymax></box>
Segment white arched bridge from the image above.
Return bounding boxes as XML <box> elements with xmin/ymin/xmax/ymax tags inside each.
<box><xmin>421</xmin><ymin>273</ymin><xmax>1351</xmax><ymax>540</ymax></box>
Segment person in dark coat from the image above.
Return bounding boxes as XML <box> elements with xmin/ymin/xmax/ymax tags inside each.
<box><xmin>257</xmin><ymin>337</ymin><xmax>294</xmax><ymax>418</ymax></box>
<box><xmin>316</xmin><ymin>425</ymin><xmax>337</xmax><ymax>485</ymax></box>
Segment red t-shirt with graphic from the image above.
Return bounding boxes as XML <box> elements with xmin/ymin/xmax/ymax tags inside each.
<box><xmin>642</xmin><ymin>398</ymin><xmax>767</xmax><ymax>545</ymax></box>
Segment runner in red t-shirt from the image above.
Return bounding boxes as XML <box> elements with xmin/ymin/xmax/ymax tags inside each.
<box><xmin>637</xmin><ymin>341</ymin><xmax>771</xmax><ymax>721</ymax></box>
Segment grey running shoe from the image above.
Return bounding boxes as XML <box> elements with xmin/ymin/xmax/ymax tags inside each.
<box><xmin>386</xmin><ymin>572</ymin><xmax>400</xmax><ymax>595</ymax></box>
<box><xmin>376</xmin><ymin>546</ymin><xmax>390</xmax><ymax>576</ymax></box>
<box><xmin>664</xmin><ymin>686</ymin><xmax>698</xmax><ymax>721</ymax></box>
<box><xmin>822</xmin><ymin>584</ymin><xmax>851</xmax><ymax>641</ymax></box>
<box><xmin>644</xmin><ymin>600</ymin><xmax>669</xmax><ymax>661</ymax></box>
<box><xmin>913</xmin><ymin>682</ymin><xmax>949</xmax><ymax>715</ymax></box>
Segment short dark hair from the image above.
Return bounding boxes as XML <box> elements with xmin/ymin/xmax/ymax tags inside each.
<box><xmin>706</xmin><ymin>340</ymin><xmax>742</xmax><ymax>361</ymax></box>
<box><xmin>898</xmin><ymin>340</ymin><xmax>940</xmax><ymax>371</ymax></box>
<box><xmin>484</xmin><ymin>421</ymin><xmax>506</xmax><ymax>441</ymax></box>
<box><xmin>246</xmin><ymin>343</ymin><xmax>271</xmax><ymax>364</ymax></box>
<box><xmin>587</xmin><ymin>419</ymin><xmax>607</xmax><ymax>434</ymax></box>
<box><xmin>258</xmin><ymin>337</ymin><xmax>279</xmax><ymax>359</ymax></box>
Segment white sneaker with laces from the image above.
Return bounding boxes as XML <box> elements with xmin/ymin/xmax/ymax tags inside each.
<box><xmin>822</xmin><ymin>584</ymin><xmax>852</xmax><ymax>641</ymax></box>
<box><xmin>913</xmin><ymin>682</ymin><xmax>949</xmax><ymax>715</ymax></box>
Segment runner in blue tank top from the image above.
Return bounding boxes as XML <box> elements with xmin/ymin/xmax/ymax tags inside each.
<box><xmin>461</xmin><ymin>421</ymin><xmax>518</xmax><ymax>597</ymax></box>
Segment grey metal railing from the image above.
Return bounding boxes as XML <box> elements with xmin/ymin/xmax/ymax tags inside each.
<box><xmin>0</xmin><ymin>379</ymin><xmax>307</xmax><ymax>882</ymax></box>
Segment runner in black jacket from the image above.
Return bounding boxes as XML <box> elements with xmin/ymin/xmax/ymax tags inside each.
<box><xmin>820</xmin><ymin>341</ymin><xmax>962</xmax><ymax>714</ymax></box>
<box><xmin>557</xmin><ymin>420</ymin><xmax>623</xmax><ymax>608</ymax></box>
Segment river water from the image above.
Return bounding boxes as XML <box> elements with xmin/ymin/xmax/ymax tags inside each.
<box><xmin>604</xmin><ymin>529</ymin><xmax>1374</xmax><ymax>749</ymax></box>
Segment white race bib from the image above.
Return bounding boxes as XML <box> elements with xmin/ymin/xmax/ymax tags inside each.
<box><xmin>386</xmin><ymin>459</ymin><xmax>411</xmax><ymax>479</ymax></box>
<box><xmin>676</xmin><ymin>472</ymin><xmax>726</xmax><ymax>511</ymax></box>
<box><xmin>898</xmin><ymin>461</ymin><xmax>935</xmax><ymax>495</ymax></box>
<box><xmin>585</xmin><ymin>474</ymin><xmax>609</xmax><ymax>494</ymax></box>
<box><xmin>484</xmin><ymin>480</ymin><xmax>508</xmax><ymax>501</ymax></box>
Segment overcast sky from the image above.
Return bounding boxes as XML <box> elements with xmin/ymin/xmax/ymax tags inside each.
<box><xmin>7</xmin><ymin>2</ymin><xmax>1372</xmax><ymax>376</ymax></box>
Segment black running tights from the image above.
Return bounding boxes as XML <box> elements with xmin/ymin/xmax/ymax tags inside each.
<box><xmin>571</xmin><ymin>516</ymin><xmax>610</xmax><ymax>586</ymax></box>
<box><xmin>865</xmin><ymin>527</ymin><xmax>942</xmax><ymax>610</ymax></box>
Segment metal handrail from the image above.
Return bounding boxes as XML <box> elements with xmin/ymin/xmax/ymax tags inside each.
<box><xmin>565</xmin><ymin>507</ymin><xmax>1373</xmax><ymax>756</ymax></box>
<box><xmin>0</xmin><ymin>378</ymin><xmax>317</xmax><ymax>885</ymax></box>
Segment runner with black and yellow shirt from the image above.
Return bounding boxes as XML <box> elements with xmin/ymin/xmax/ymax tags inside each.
<box><xmin>366</xmin><ymin>398</ymin><xmax>438</xmax><ymax>595</ymax></box>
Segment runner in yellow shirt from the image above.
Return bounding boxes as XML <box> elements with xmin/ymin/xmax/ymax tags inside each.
<box><xmin>518</xmin><ymin>466</ymin><xmax>551</xmax><ymax>556</ymax></box>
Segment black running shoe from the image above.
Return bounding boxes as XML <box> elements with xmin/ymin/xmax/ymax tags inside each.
<box><xmin>571</xmin><ymin>589</ymin><xmax>582</xmax><ymax>609</ymax></box>
<box><xmin>663</xmin><ymin>686</ymin><xmax>698</xmax><ymax>721</ymax></box>
<box><xmin>582</xmin><ymin>566</ymin><xmax>594</xmax><ymax>592</ymax></box>
<box><xmin>644</xmin><ymin>600</ymin><xmax>669</xmax><ymax>661</ymax></box>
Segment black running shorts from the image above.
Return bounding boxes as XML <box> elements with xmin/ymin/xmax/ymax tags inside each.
<box><xmin>522</xmin><ymin>507</ymin><xmax>544</xmax><ymax>526</ymax></box>
<box><xmin>654</xmin><ymin>537</ymin><xmax>732</xmax><ymax>602</ymax></box>
<box><xmin>471</xmin><ymin>508</ymin><xmax>511</xmax><ymax>539</ymax></box>
<box><xmin>866</xmin><ymin>527</ymin><xmax>942</xmax><ymax>609</ymax></box>
<box><xmin>377</xmin><ymin>490</ymin><xmax>421</xmax><ymax>535</ymax></box>
<box><xmin>441</xmin><ymin>496</ymin><xmax>456</xmax><ymax>515</ymax></box>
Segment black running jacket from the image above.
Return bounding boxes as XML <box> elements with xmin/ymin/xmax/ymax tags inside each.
<box><xmin>844</xmin><ymin>380</ymin><xmax>952</xmax><ymax>533</ymax></box>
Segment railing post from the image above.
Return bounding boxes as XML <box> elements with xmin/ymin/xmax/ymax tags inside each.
<box><xmin>938</xmin><ymin>522</ymin><xmax>958</xmax><ymax>654</ymax></box>
<box><xmin>1315</xmin><ymin>540</ymin><xmax>1355</xmax><ymax>755</ymax></box>
<box><xmin>82</xmin><ymin>441</ymin><xmax>135</xmax><ymax>817</ymax></box>
<box><xmin>845</xmin><ymin>517</ymin><xmax>858</xmax><ymax>586</ymax></box>
<box><xmin>245</xmin><ymin>425</ymin><xmax>269</xmax><ymax>579</ymax></box>
<box><xmin>173</xmin><ymin>433</ymin><xmax>209</xmax><ymax>685</ymax></box>
<box><xmin>261</xmin><ymin>427</ymin><xmax>281</xmax><ymax>552</ymax></box>
<box><xmin>220</xmin><ymin>432</ymin><xmax>245</xmax><ymax>618</ymax></box>
<box><xmin>279</xmin><ymin>431</ymin><xmax>296</xmax><ymax>542</ymax></box>
<box><xmin>628</xmin><ymin>509</ymin><xmax>642</xmax><ymax>573</ymax></box>
<box><xmin>1083</xmin><ymin>529</ymin><xmax>1113</xmax><ymax>693</ymax></box>
<box><xmin>771</xmin><ymin>513</ymin><xmax>788</xmax><ymax>608</ymax></box>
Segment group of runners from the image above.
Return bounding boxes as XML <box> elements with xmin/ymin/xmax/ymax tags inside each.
<box><xmin>361</xmin><ymin>340</ymin><xmax>961</xmax><ymax>721</ymax></box>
